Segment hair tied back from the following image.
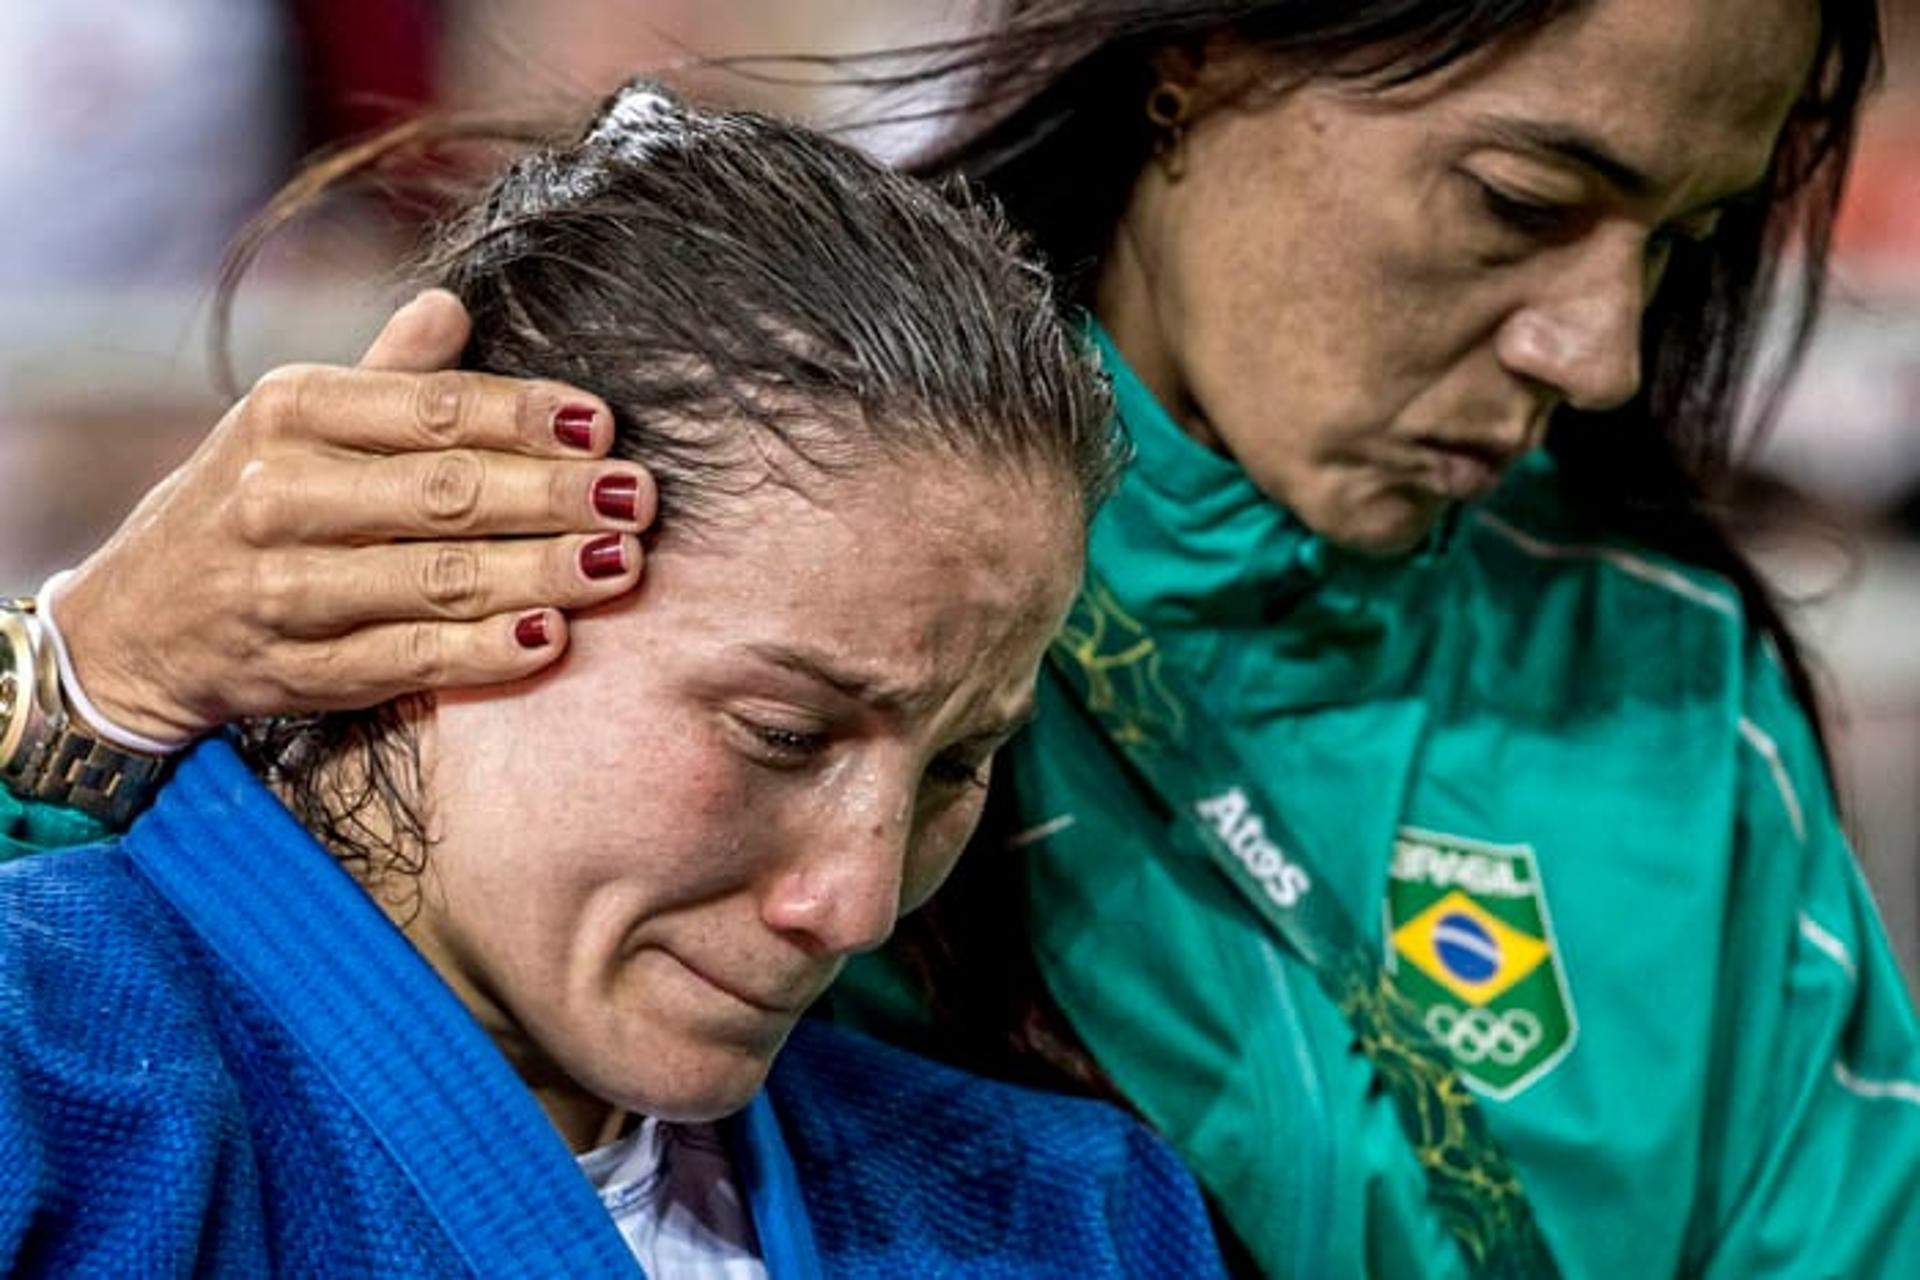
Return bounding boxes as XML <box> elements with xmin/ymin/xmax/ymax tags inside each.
<box><xmin>582</xmin><ymin>79</ymin><xmax>692</xmax><ymax>163</ymax></box>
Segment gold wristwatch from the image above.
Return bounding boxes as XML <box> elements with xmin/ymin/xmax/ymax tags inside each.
<box><xmin>1</xmin><ymin>597</ymin><xmax>168</xmax><ymax>830</ymax></box>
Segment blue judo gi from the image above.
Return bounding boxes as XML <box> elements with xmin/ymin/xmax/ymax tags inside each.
<box><xmin>0</xmin><ymin>740</ymin><xmax>1222</xmax><ymax>1278</ymax></box>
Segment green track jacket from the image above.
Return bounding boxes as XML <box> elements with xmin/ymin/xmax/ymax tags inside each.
<box><xmin>1000</xmin><ymin>331</ymin><xmax>1920</xmax><ymax>1277</ymax></box>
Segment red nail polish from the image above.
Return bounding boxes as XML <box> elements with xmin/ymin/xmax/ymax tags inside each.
<box><xmin>514</xmin><ymin>612</ymin><xmax>552</xmax><ymax>649</ymax></box>
<box><xmin>592</xmin><ymin>474</ymin><xmax>640</xmax><ymax>523</ymax></box>
<box><xmin>554</xmin><ymin>405</ymin><xmax>598</xmax><ymax>450</ymax></box>
<box><xmin>580</xmin><ymin>534</ymin><xmax>629</xmax><ymax>580</ymax></box>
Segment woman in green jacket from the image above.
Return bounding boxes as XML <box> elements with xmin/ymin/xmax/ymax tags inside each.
<box><xmin>6</xmin><ymin>0</ymin><xmax>1915</xmax><ymax>1274</ymax></box>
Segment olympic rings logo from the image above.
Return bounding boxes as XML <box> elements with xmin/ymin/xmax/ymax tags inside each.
<box><xmin>1424</xmin><ymin>1005</ymin><xmax>1543</xmax><ymax>1066</ymax></box>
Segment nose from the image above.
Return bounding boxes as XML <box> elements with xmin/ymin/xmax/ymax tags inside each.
<box><xmin>1494</xmin><ymin>236</ymin><xmax>1647</xmax><ymax>413</ymax></box>
<box><xmin>759</xmin><ymin>790</ymin><xmax>910</xmax><ymax>957</ymax></box>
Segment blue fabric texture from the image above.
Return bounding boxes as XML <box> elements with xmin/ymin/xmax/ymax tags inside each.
<box><xmin>0</xmin><ymin>739</ymin><xmax>1221</xmax><ymax>1278</ymax></box>
<box><xmin>770</xmin><ymin>1022</ymin><xmax>1226</xmax><ymax>1280</ymax></box>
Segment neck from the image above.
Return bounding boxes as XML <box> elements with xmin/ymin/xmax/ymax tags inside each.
<box><xmin>410</xmin><ymin>912</ymin><xmax>630</xmax><ymax>1153</ymax></box>
<box><xmin>381</xmin><ymin>876</ymin><xmax>629</xmax><ymax>1154</ymax></box>
<box><xmin>521</xmin><ymin>1065</ymin><xmax>630</xmax><ymax>1153</ymax></box>
<box><xmin>1092</xmin><ymin>206</ymin><xmax>1225</xmax><ymax>453</ymax></box>
<box><xmin>287</xmin><ymin>750</ymin><xmax>626</xmax><ymax>1154</ymax></box>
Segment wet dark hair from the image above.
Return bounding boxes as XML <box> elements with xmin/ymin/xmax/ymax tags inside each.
<box><xmin>227</xmin><ymin>80</ymin><xmax>1120</xmax><ymax>878</ymax></box>
<box><xmin>437</xmin><ymin>83</ymin><xmax>1119</xmax><ymax>526</ymax></box>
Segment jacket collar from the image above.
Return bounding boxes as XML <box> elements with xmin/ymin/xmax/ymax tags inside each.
<box><xmin>1087</xmin><ymin>322</ymin><xmax>1461</xmax><ymax>634</ymax></box>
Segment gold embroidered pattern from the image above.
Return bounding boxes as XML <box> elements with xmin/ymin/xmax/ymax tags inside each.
<box><xmin>1050</xmin><ymin>581</ymin><xmax>1558</xmax><ymax>1279</ymax></box>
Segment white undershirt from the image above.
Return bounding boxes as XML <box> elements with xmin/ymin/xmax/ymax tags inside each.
<box><xmin>576</xmin><ymin>1118</ymin><xmax>768</xmax><ymax>1279</ymax></box>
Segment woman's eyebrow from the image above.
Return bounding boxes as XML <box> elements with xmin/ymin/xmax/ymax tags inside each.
<box><xmin>739</xmin><ymin>641</ymin><xmax>1035</xmax><ymax>742</ymax></box>
<box><xmin>1471</xmin><ymin>115</ymin><xmax>1659</xmax><ymax>198</ymax></box>
<box><xmin>1470</xmin><ymin>114</ymin><xmax>1767</xmax><ymax>218</ymax></box>
<box><xmin>739</xmin><ymin>641</ymin><xmax>918</xmax><ymax>712</ymax></box>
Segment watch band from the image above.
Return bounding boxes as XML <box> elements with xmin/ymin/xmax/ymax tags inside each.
<box><xmin>1</xmin><ymin>598</ymin><xmax>169</xmax><ymax>830</ymax></box>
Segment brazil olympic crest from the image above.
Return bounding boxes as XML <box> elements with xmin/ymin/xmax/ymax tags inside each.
<box><xmin>1384</xmin><ymin>828</ymin><xmax>1577</xmax><ymax>1098</ymax></box>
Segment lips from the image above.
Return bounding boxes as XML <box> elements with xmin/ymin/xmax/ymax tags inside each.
<box><xmin>664</xmin><ymin>949</ymin><xmax>819</xmax><ymax>1016</ymax></box>
<box><xmin>1417</xmin><ymin>437</ymin><xmax>1523</xmax><ymax>500</ymax></box>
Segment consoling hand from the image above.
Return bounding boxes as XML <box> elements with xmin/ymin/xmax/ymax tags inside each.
<box><xmin>52</xmin><ymin>289</ymin><xmax>653</xmax><ymax>744</ymax></box>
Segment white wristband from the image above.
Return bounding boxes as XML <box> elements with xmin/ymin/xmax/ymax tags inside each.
<box><xmin>36</xmin><ymin>570</ymin><xmax>191</xmax><ymax>756</ymax></box>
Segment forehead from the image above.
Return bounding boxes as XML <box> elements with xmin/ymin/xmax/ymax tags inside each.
<box><xmin>623</xmin><ymin>455</ymin><xmax>1082</xmax><ymax>715</ymax></box>
<box><xmin>1390</xmin><ymin>0</ymin><xmax>1820</xmax><ymax>202</ymax></box>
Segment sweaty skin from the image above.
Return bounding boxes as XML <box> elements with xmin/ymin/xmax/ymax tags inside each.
<box><xmin>408</xmin><ymin>455</ymin><xmax>1082</xmax><ymax>1147</ymax></box>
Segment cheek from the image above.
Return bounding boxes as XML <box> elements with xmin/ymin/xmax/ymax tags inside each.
<box><xmin>434</xmin><ymin>701</ymin><xmax>763</xmax><ymax>935</ymax></box>
<box><xmin>605</xmin><ymin>729</ymin><xmax>773</xmax><ymax>908</ymax></box>
<box><xmin>1166</xmin><ymin>126</ymin><xmax>1431</xmax><ymax>461</ymax></box>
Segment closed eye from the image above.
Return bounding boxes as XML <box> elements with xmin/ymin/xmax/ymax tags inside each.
<box><xmin>734</xmin><ymin>717</ymin><xmax>831</xmax><ymax>769</ymax></box>
<box><xmin>1472</xmin><ymin>176</ymin><xmax>1578</xmax><ymax>238</ymax></box>
<box><xmin>926</xmin><ymin>747</ymin><xmax>993</xmax><ymax>792</ymax></box>
<box><xmin>924</xmin><ymin>704</ymin><xmax>1035</xmax><ymax>793</ymax></box>
<box><xmin>1652</xmin><ymin>209</ymin><xmax>1724</xmax><ymax>253</ymax></box>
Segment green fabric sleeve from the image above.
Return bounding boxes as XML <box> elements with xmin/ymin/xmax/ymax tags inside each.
<box><xmin>0</xmin><ymin>788</ymin><xmax>106</xmax><ymax>865</ymax></box>
<box><xmin>1688</xmin><ymin>644</ymin><xmax>1920</xmax><ymax>1274</ymax></box>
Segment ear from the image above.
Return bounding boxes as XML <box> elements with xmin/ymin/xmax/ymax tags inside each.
<box><xmin>1147</xmin><ymin>43</ymin><xmax>1203</xmax><ymax>92</ymax></box>
<box><xmin>1150</xmin><ymin>37</ymin><xmax>1270</xmax><ymax>113</ymax></box>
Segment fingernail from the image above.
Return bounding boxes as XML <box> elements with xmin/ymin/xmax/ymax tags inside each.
<box><xmin>580</xmin><ymin>533</ymin><xmax>629</xmax><ymax>580</ymax></box>
<box><xmin>591</xmin><ymin>473</ymin><xmax>640</xmax><ymax>522</ymax></box>
<box><xmin>514</xmin><ymin>611</ymin><xmax>552</xmax><ymax>649</ymax></box>
<box><xmin>554</xmin><ymin>404</ymin><xmax>599</xmax><ymax>450</ymax></box>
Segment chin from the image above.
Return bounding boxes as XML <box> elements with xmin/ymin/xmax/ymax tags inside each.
<box><xmin>1310</xmin><ymin>494</ymin><xmax>1448</xmax><ymax>557</ymax></box>
<box><xmin>1262</xmin><ymin>468</ymin><xmax>1447</xmax><ymax>557</ymax></box>
<box><xmin>581</xmin><ymin>1028</ymin><xmax>788</xmax><ymax>1124</ymax></box>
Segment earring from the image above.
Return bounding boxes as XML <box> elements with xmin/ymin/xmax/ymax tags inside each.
<box><xmin>1144</xmin><ymin>80</ymin><xmax>1192</xmax><ymax>181</ymax></box>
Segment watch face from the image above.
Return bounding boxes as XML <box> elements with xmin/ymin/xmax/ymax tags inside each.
<box><xmin>0</xmin><ymin>665</ymin><xmax>20</xmax><ymax>766</ymax></box>
<box><xmin>0</xmin><ymin>616</ymin><xmax>29</xmax><ymax>761</ymax></box>
<box><xmin>0</xmin><ymin>627</ymin><xmax>18</xmax><ymax>719</ymax></box>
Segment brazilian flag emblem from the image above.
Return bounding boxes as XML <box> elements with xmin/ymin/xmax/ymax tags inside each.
<box><xmin>1385</xmin><ymin>827</ymin><xmax>1577</xmax><ymax>1098</ymax></box>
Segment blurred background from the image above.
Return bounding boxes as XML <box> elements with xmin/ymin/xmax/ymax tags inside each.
<box><xmin>1</xmin><ymin>1</ymin><xmax>1916</xmax><ymax>984</ymax></box>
